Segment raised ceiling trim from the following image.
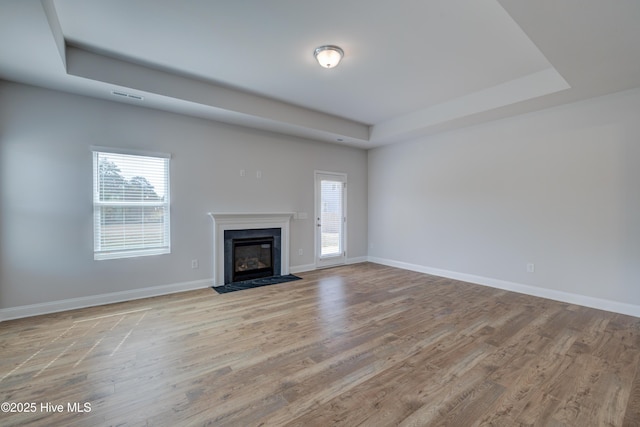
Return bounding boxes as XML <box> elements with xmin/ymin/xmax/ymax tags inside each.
<box><xmin>371</xmin><ymin>68</ymin><xmax>570</xmax><ymax>144</ymax></box>
<box><xmin>65</xmin><ymin>45</ymin><xmax>370</xmax><ymax>143</ymax></box>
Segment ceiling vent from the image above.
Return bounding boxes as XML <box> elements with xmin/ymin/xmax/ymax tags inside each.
<box><xmin>111</xmin><ymin>90</ymin><xmax>144</xmax><ymax>101</ymax></box>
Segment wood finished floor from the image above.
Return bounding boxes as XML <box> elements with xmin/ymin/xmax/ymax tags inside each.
<box><xmin>1</xmin><ymin>263</ymin><xmax>640</xmax><ymax>426</ymax></box>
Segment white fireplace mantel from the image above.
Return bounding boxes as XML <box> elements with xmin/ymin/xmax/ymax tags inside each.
<box><xmin>208</xmin><ymin>212</ymin><xmax>294</xmax><ymax>286</ymax></box>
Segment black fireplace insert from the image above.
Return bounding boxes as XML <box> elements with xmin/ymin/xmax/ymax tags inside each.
<box><xmin>232</xmin><ymin>237</ymin><xmax>274</xmax><ymax>282</ymax></box>
<box><xmin>223</xmin><ymin>228</ymin><xmax>282</xmax><ymax>284</ymax></box>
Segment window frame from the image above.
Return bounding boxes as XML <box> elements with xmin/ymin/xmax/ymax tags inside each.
<box><xmin>92</xmin><ymin>146</ymin><xmax>171</xmax><ymax>261</ymax></box>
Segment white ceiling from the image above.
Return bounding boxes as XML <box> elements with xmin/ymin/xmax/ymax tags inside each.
<box><xmin>1</xmin><ymin>0</ymin><xmax>639</xmax><ymax>148</ymax></box>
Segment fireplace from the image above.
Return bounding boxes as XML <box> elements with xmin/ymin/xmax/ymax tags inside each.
<box><xmin>209</xmin><ymin>212</ymin><xmax>293</xmax><ymax>287</ymax></box>
<box><xmin>223</xmin><ymin>228</ymin><xmax>281</xmax><ymax>284</ymax></box>
<box><xmin>232</xmin><ymin>236</ymin><xmax>274</xmax><ymax>282</ymax></box>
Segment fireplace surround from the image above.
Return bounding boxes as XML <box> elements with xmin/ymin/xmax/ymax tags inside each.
<box><xmin>208</xmin><ymin>213</ymin><xmax>293</xmax><ymax>286</ymax></box>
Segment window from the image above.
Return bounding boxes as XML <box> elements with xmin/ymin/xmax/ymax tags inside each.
<box><xmin>92</xmin><ymin>147</ymin><xmax>170</xmax><ymax>260</ymax></box>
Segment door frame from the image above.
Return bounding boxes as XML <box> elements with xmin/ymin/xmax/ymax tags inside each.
<box><xmin>314</xmin><ymin>171</ymin><xmax>347</xmax><ymax>269</ymax></box>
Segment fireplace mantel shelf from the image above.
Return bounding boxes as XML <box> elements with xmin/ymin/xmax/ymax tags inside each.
<box><xmin>208</xmin><ymin>212</ymin><xmax>294</xmax><ymax>286</ymax></box>
<box><xmin>208</xmin><ymin>212</ymin><xmax>295</xmax><ymax>221</ymax></box>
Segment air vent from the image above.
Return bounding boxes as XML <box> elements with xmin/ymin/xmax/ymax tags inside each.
<box><xmin>111</xmin><ymin>90</ymin><xmax>144</xmax><ymax>101</ymax></box>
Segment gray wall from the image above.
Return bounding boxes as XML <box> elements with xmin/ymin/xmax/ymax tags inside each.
<box><xmin>4</xmin><ymin>79</ymin><xmax>639</xmax><ymax>314</ymax></box>
<box><xmin>369</xmin><ymin>88</ymin><xmax>640</xmax><ymax>307</ymax></box>
<box><xmin>0</xmin><ymin>81</ymin><xmax>368</xmax><ymax>309</ymax></box>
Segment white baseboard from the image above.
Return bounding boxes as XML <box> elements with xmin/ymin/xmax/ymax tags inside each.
<box><xmin>290</xmin><ymin>263</ymin><xmax>317</xmax><ymax>274</ymax></box>
<box><xmin>290</xmin><ymin>257</ymin><xmax>368</xmax><ymax>275</ymax></box>
<box><xmin>347</xmin><ymin>256</ymin><xmax>368</xmax><ymax>265</ymax></box>
<box><xmin>14</xmin><ymin>256</ymin><xmax>625</xmax><ymax>322</ymax></box>
<box><xmin>0</xmin><ymin>279</ymin><xmax>213</xmax><ymax>322</ymax></box>
<box><xmin>368</xmin><ymin>257</ymin><xmax>640</xmax><ymax>318</ymax></box>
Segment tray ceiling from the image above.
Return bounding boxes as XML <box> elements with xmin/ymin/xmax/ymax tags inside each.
<box><xmin>0</xmin><ymin>0</ymin><xmax>639</xmax><ymax>148</ymax></box>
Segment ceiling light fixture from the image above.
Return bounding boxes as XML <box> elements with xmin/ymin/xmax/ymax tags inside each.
<box><xmin>314</xmin><ymin>45</ymin><xmax>344</xmax><ymax>69</ymax></box>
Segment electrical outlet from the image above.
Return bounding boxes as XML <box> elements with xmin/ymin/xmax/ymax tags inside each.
<box><xmin>527</xmin><ymin>263</ymin><xmax>535</xmax><ymax>273</ymax></box>
<box><xmin>298</xmin><ymin>249</ymin><xmax>303</xmax><ymax>256</ymax></box>
<box><xmin>191</xmin><ymin>259</ymin><xmax>199</xmax><ymax>269</ymax></box>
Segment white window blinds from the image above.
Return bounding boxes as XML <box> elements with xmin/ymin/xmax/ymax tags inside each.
<box><xmin>92</xmin><ymin>149</ymin><xmax>170</xmax><ymax>260</ymax></box>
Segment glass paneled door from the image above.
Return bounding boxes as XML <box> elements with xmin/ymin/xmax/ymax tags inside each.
<box><xmin>315</xmin><ymin>172</ymin><xmax>346</xmax><ymax>268</ymax></box>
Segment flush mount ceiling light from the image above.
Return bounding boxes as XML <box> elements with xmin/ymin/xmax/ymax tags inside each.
<box><xmin>314</xmin><ymin>45</ymin><xmax>344</xmax><ymax>69</ymax></box>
